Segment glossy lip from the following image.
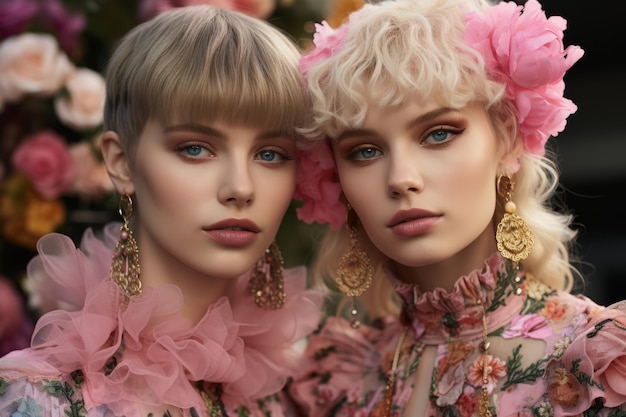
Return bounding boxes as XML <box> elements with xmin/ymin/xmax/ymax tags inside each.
<box><xmin>204</xmin><ymin>218</ymin><xmax>261</xmax><ymax>247</ymax></box>
<box><xmin>387</xmin><ymin>208</ymin><xmax>441</xmax><ymax>237</ymax></box>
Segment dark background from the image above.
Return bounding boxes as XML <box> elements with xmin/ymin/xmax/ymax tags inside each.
<box><xmin>528</xmin><ymin>1</ymin><xmax>626</xmax><ymax>304</ymax></box>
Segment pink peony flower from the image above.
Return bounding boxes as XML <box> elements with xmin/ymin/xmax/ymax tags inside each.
<box><xmin>464</xmin><ymin>0</ymin><xmax>584</xmax><ymax>156</ymax></box>
<box><xmin>54</xmin><ymin>68</ymin><xmax>106</xmax><ymax>130</ymax></box>
<box><xmin>294</xmin><ymin>140</ymin><xmax>346</xmax><ymax>230</ymax></box>
<box><xmin>11</xmin><ymin>130</ymin><xmax>75</xmax><ymax>199</ymax></box>
<box><xmin>0</xmin><ymin>32</ymin><xmax>72</xmax><ymax>103</ymax></box>
<box><xmin>300</xmin><ymin>21</ymin><xmax>349</xmax><ymax>78</ymax></box>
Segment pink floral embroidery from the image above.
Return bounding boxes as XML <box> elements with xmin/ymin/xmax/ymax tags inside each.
<box><xmin>316</xmin><ymin>383</ymin><xmax>341</xmax><ymax>405</ymax></box>
<box><xmin>501</xmin><ymin>313</ymin><xmax>552</xmax><ymax>339</ymax></box>
<box><xmin>541</xmin><ymin>298</ymin><xmax>567</xmax><ymax>322</ymax></box>
<box><xmin>467</xmin><ymin>354</ymin><xmax>507</xmax><ymax>394</ymax></box>
<box><xmin>434</xmin><ymin>363</ymin><xmax>465</xmax><ymax>406</ymax></box>
<box><xmin>548</xmin><ymin>368</ymin><xmax>582</xmax><ymax>407</ymax></box>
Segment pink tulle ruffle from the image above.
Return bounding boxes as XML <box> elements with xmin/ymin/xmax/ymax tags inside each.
<box><xmin>26</xmin><ymin>223</ymin><xmax>323</xmax><ymax>416</ymax></box>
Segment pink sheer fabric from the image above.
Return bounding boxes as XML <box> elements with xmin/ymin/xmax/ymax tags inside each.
<box><xmin>1</xmin><ymin>223</ymin><xmax>323</xmax><ymax>416</ymax></box>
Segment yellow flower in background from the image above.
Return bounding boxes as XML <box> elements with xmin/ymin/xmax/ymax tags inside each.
<box><xmin>325</xmin><ymin>0</ymin><xmax>364</xmax><ymax>28</ymax></box>
<box><xmin>0</xmin><ymin>174</ymin><xmax>65</xmax><ymax>250</ymax></box>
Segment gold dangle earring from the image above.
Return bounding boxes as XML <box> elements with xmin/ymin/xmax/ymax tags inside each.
<box><xmin>495</xmin><ymin>175</ymin><xmax>534</xmax><ymax>263</ymax></box>
<box><xmin>336</xmin><ymin>205</ymin><xmax>373</xmax><ymax>328</ymax></box>
<box><xmin>109</xmin><ymin>193</ymin><xmax>142</xmax><ymax>299</ymax></box>
<box><xmin>249</xmin><ymin>242</ymin><xmax>286</xmax><ymax>309</ymax></box>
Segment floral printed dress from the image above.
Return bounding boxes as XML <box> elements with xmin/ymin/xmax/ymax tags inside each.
<box><xmin>0</xmin><ymin>223</ymin><xmax>323</xmax><ymax>417</ymax></box>
<box><xmin>290</xmin><ymin>253</ymin><xmax>626</xmax><ymax>416</ymax></box>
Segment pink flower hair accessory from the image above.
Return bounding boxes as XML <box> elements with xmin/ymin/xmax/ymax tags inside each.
<box><xmin>299</xmin><ymin>20</ymin><xmax>349</xmax><ymax>78</ymax></box>
<box><xmin>295</xmin><ymin>140</ymin><xmax>345</xmax><ymax>230</ymax></box>
<box><xmin>294</xmin><ymin>20</ymin><xmax>350</xmax><ymax>229</ymax></box>
<box><xmin>464</xmin><ymin>0</ymin><xmax>584</xmax><ymax>156</ymax></box>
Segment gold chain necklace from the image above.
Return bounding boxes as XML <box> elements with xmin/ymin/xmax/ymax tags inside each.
<box><xmin>477</xmin><ymin>300</ymin><xmax>493</xmax><ymax>417</ymax></box>
<box><xmin>373</xmin><ymin>307</ymin><xmax>495</xmax><ymax>417</ymax></box>
<box><xmin>371</xmin><ymin>327</ymin><xmax>408</xmax><ymax>417</ymax></box>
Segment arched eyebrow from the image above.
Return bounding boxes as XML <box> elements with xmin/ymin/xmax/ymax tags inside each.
<box><xmin>336</xmin><ymin>107</ymin><xmax>457</xmax><ymax>142</ymax></box>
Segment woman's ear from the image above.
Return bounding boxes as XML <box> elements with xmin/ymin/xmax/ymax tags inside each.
<box><xmin>498</xmin><ymin>138</ymin><xmax>524</xmax><ymax>175</ymax></box>
<box><xmin>100</xmin><ymin>131</ymin><xmax>135</xmax><ymax>195</ymax></box>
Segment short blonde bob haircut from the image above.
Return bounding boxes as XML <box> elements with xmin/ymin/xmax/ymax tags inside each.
<box><xmin>304</xmin><ymin>0</ymin><xmax>580</xmax><ymax>319</ymax></box>
<box><xmin>103</xmin><ymin>5</ymin><xmax>310</xmax><ymax>158</ymax></box>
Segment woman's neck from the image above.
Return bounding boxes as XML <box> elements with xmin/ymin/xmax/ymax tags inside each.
<box><xmin>393</xmin><ymin>226</ymin><xmax>498</xmax><ymax>293</ymax></box>
<box><xmin>141</xmin><ymin>260</ymin><xmax>235</xmax><ymax>325</ymax></box>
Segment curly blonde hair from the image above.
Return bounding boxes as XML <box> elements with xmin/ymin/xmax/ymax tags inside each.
<box><xmin>304</xmin><ymin>0</ymin><xmax>580</xmax><ymax>319</ymax></box>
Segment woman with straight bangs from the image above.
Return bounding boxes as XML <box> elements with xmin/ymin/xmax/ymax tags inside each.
<box><xmin>0</xmin><ymin>5</ymin><xmax>322</xmax><ymax>417</ymax></box>
<box><xmin>289</xmin><ymin>0</ymin><xmax>626</xmax><ymax>415</ymax></box>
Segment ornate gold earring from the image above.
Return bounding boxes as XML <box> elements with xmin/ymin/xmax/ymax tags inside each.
<box><xmin>336</xmin><ymin>205</ymin><xmax>373</xmax><ymax>328</ymax></box>
<box><xmin>495</xmin><ymin>175</ymin><xmax>534</xmax><ymax>263</ymax></box>
<box><xmin>249</xmin><ymin>242</ymin><xmax>286</xmax><ymax>310</ymax></box>
<box><xmin>109</xmin><ymin>193</ymin><xmax>142</xmax><ymax>298</ymax></box>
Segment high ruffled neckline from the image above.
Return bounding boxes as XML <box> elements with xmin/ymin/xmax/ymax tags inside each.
<box><xmin>388</xmin><ymin>252</ymin><xmax>526</xmax><ymax>344</ymax></box>
<box><xmin>24</xmin><ymin>223</ymin><xmax>323</xmax><ymax>416</ymax></box>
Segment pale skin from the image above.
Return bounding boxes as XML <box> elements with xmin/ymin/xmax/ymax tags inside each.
<box><xmin>101</xmin><ymin>119</ymin><xmax>297</xmax><ymax>324</ymax></box>
<box><xmin>332</xmin><ymin>96</ymin><xmax>524</xmax><ymax>414</ymax></box>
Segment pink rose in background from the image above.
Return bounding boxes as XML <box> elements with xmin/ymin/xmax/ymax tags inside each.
<box><xmin>300</xmin><ymin>21</ymin><xmax>349</xmax><ymax>78</ymax></box>
<box><xmin>12</xmin><ymin>130</ymin><xmax>75</xmax><ymax>199</ymax></box>
<box><xmin>0</xmin><ymin>276</ymin><xmax>33</xmax><ymax>355</ymax></box>
<box><xmin>294</xmin><ymin>140</ymin><xmax>346</xmax><ymax>230</ymax></box>
<box><xmin>464</xmin><ymin>0</ymin><xmax>583</xmax><ymax>156</ymax></box>
<box><xmin>55</xmin><ymin>68</ymin><xmax>106</xmax><ymax>130</ymax></box>
<box><xmin>0</xmin><ymin>0</ymin><xmax>38</xmax><ymax>39</ymax></box>
<box><xmin>0</xmin><ymin>32</ymin><xmax>72</xmax><ymax>103</ymax></box>
<box><xmin>69</xmin><ymin>142</ymin><xmax>114</xmax><ymax>199</ymax></box>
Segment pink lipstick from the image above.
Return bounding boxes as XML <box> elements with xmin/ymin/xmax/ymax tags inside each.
<box><xmin>204</xmin><ymin>218</ymin><xmax>260</xmax><ymax>246</ymax></box>
<box><xmin>387</xmin><ymin>208</ymin><xmax>440</xmax><ymax>237</ymax></box>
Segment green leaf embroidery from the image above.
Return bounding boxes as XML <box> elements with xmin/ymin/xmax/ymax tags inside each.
<box><xmin>501</xmin><ymin>344</ymin><xmax>547</xmax><ymax>391</ymax></box>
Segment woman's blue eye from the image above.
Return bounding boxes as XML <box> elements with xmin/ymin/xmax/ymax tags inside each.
<box><xmin>259</xmin><ymin>150</ymin><xmax>278</xmax><ymax>162</ymax></box>
<box><xmin>427</xmin><ymin>129</ymin><xmax>452</xmax><ymax>144</ymax></box>
<box><xmin>184</xmin><ymin>145</ymin><xmax>203</xmax><ymax>156</ymax></box>
<box><xmin>351</xmin><ymin>147</ymin><xmax>381</xmax><ymax>161</ymax></box>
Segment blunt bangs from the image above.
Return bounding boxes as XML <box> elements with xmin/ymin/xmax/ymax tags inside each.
<box><xmin>104</xmin><ymin>6</ymin><xmax>309</xmax><ymax>155</ymax></box>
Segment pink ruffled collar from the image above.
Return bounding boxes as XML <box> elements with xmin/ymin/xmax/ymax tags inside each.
<box><xmin>387</xmin><ymin>253</ymin><xmax>526</xmax><ymax>344</ymax></box>
<box><xmin>26</xmin><ymin>223</ymin><xmax>323</xmax><ymax>416</ymax></box>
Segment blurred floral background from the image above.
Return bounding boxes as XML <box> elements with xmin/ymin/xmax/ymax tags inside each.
<box><xmin>0</xmin><ymin>0</ymin><xmax>362</xmax><ymax>356</ymax></box>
